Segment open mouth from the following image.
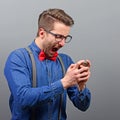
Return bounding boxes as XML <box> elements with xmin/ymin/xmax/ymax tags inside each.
<box><xmin>52</xmin><ymin>47</ymin><xmax>59</xmax><ymax>52</ymax></box>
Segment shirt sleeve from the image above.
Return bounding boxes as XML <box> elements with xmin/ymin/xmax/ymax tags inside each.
<box><xmin>60</xmin><ymin>53</ymin><xmax>91</xmax><ymax>111</ymax></box>
<box><xmin>67</xmin><ymin>86</ymin><xmax>91</xmax><ymax>111</ymax></box>
<box><xmin>4</xmin><ymin>49</ymin><xmax>64</xmax><ymax>108</ymax></box>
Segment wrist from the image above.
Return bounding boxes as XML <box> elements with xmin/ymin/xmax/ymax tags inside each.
<box><xmin>78</xmin><ymin>83</ymin><xmax>86</xmax><ymax>91</ymax></box>
<box><xmin>61</xmin><ymin>78</ymin><xmax>68</xmax><ymax>89</ymax></box>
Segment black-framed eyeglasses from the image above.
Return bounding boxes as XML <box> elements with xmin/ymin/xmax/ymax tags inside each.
<box><xmin>44</xmin><ymin>29</ymin><xmax>72</xmax><ymax>43</ymax></box>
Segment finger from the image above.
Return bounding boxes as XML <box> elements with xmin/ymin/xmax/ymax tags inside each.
<box><xmin>75</xmin><ymin>63</ymin><xmax>80</xmax><ymax>69</ymax></box>
<box><xmin>77</xmin><ymin>60</ymin><xmax>85</xmax><ymax>66</ymax></box>
<box><xmin>70</xmin><ymin>63</ymin><xmax>80</xmax><ymax>70</ymax></box>
<box><xmin>69</xmin><ymin>64</ymin><xmax>76</xmax><ymax>69</ymax></box>
<box><xmin>77</xmin><ymin>75</ymin><xmax>89</xmax><ymax>82</ymax></box>
<box><xmin>79</xmin><ymin>67</ymin><xmax>89</xmax><ymax>73</ymax></box>
<box><xmin>80</xmin><ymin>71</ymin><xmax>89</xmax><ymax>78</ymax></box>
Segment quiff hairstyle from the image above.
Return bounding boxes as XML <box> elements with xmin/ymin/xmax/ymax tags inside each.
<box><xmin>37</xmin><ymin>8</ymin><xmax>74</xmax><ymax>36</ymax></box>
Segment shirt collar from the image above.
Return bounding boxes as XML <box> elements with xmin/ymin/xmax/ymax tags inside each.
<box><xmin>29</xmin><ymin>40</ymin><xmax>41</xmax><ymax>55</ymax></box>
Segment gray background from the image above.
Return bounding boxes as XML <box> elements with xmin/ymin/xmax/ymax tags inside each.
<box><xmin>0</xmin><ymin>0</ymin><xmax>120</xmax><ymax>120</ymax></box>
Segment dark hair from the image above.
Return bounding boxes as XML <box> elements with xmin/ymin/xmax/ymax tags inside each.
<box><xmin>37</xmin><ymin>8</ymin><xmax>74</xmax><ymax>36</ymax></box>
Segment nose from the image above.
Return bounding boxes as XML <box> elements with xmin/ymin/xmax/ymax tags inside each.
<box><xmin>58</xmin><ymin>39</ymin><xmax>65</xmax><ymax>47</ymax></box>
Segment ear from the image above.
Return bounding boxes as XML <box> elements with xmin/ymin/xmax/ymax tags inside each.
<box><xmin>38</xmin><ymin>28</ymin><xmax>45</xmax><ymax>38</ymax></box>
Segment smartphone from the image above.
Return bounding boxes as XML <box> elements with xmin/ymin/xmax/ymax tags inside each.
<box><xmin>78</xmin><ymin>61</ymin><xmax>89</xmax><ymax>69</ymax></box>
<box><xmin>81</xmin><ymin>61</ymin><xmax>89</xmax><ymax>67</ymax></box>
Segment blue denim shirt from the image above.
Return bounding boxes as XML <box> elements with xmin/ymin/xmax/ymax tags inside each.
<box><xmin>4</xmin><ymin>41</ymin><xmax>91</xmax><ymax>120</ymax></box>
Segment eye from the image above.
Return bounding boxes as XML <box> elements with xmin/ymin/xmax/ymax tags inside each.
<box><xmin>55</xmin><ymin>34</ymin><xmax>62</xmax><ymax>38</ymax></box>
<box><xmin>56</xmin><ymin>35</ymin><xmax>66</xmax><ymax>40</ymax></box>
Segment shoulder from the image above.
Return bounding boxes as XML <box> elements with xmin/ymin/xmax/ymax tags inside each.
<box><xmin>7</xmin><ymin>48</ymin><xmax>26</xmax><ymax>59</ymax></box>
<box><xmin>5</xmin><ymin>48</ymin><xmax>30</xmax><ymax>65</ymax></box>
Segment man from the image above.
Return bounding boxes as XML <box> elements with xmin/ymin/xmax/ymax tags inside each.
<box><xmin>4</xmin><ymin>8</ymin><xmax>91</xmax><ymax>120</ymax></box>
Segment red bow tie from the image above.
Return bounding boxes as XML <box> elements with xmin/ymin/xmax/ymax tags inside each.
<box><xmin>39</xmin><ymin>51</ymin><xmax>58</xmax><ymax>61</ymax></box>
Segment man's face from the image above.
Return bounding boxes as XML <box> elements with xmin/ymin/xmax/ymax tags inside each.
<box><xmin>43</xmin><ymin>22</ymin><xmax>71</xmax><ymax>58</ymax></box>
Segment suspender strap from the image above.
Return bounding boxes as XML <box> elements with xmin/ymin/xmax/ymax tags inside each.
<box><xmin>25</xmin><ymin>47</ymin><xmax>66</xmax><ymax>120</ymax></box>
<box><xmin>57</xmin><ymin>55</ymin><xmax>66</xmax><ymax>120</ymax></box>
<box><xmin>25</xmin><ymin>47</ymin><xmax>37</xmax><ymax>120</ymax></box>
<box><xmin>57</xmin><ymin>55</ymin><xmax>66</xmax><ymax>75</ymax></box>
<box><xmin>25</xmin><ymin>47</ymin><xmax>36</xmax><ymax>88</ymax></box>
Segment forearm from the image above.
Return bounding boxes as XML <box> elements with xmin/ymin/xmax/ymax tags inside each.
<box><xmin>77</xmin><ymin>87</ymin><xmax>91</xmax><ymax>111</ymax></box>
<box><xmin>68</xmin><ymin>87</ymin><xmax>91</xmax><ymax>111</ymax></box>
<box><xmin>13</xmin><ymin>80</ymin><xmax>64</xmax><ymax>108</ymax></box>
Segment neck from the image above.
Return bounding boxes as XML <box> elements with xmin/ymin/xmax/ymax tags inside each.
<box><xmin>35</xmin><ymin>37</ymin><xmax>43</xmax><ymax>50</ymax></box>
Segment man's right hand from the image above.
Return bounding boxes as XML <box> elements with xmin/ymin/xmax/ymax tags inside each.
<box><xmin>61</xmin><ymin>63</ymin><xmax>80</xmax><ymax>89</ymax></box>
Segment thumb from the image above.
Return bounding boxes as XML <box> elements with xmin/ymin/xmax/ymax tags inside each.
<box><xmin>69</xmin><ymin>63</ymin><xmax>78</xmax><ymax>70</ymax></box>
